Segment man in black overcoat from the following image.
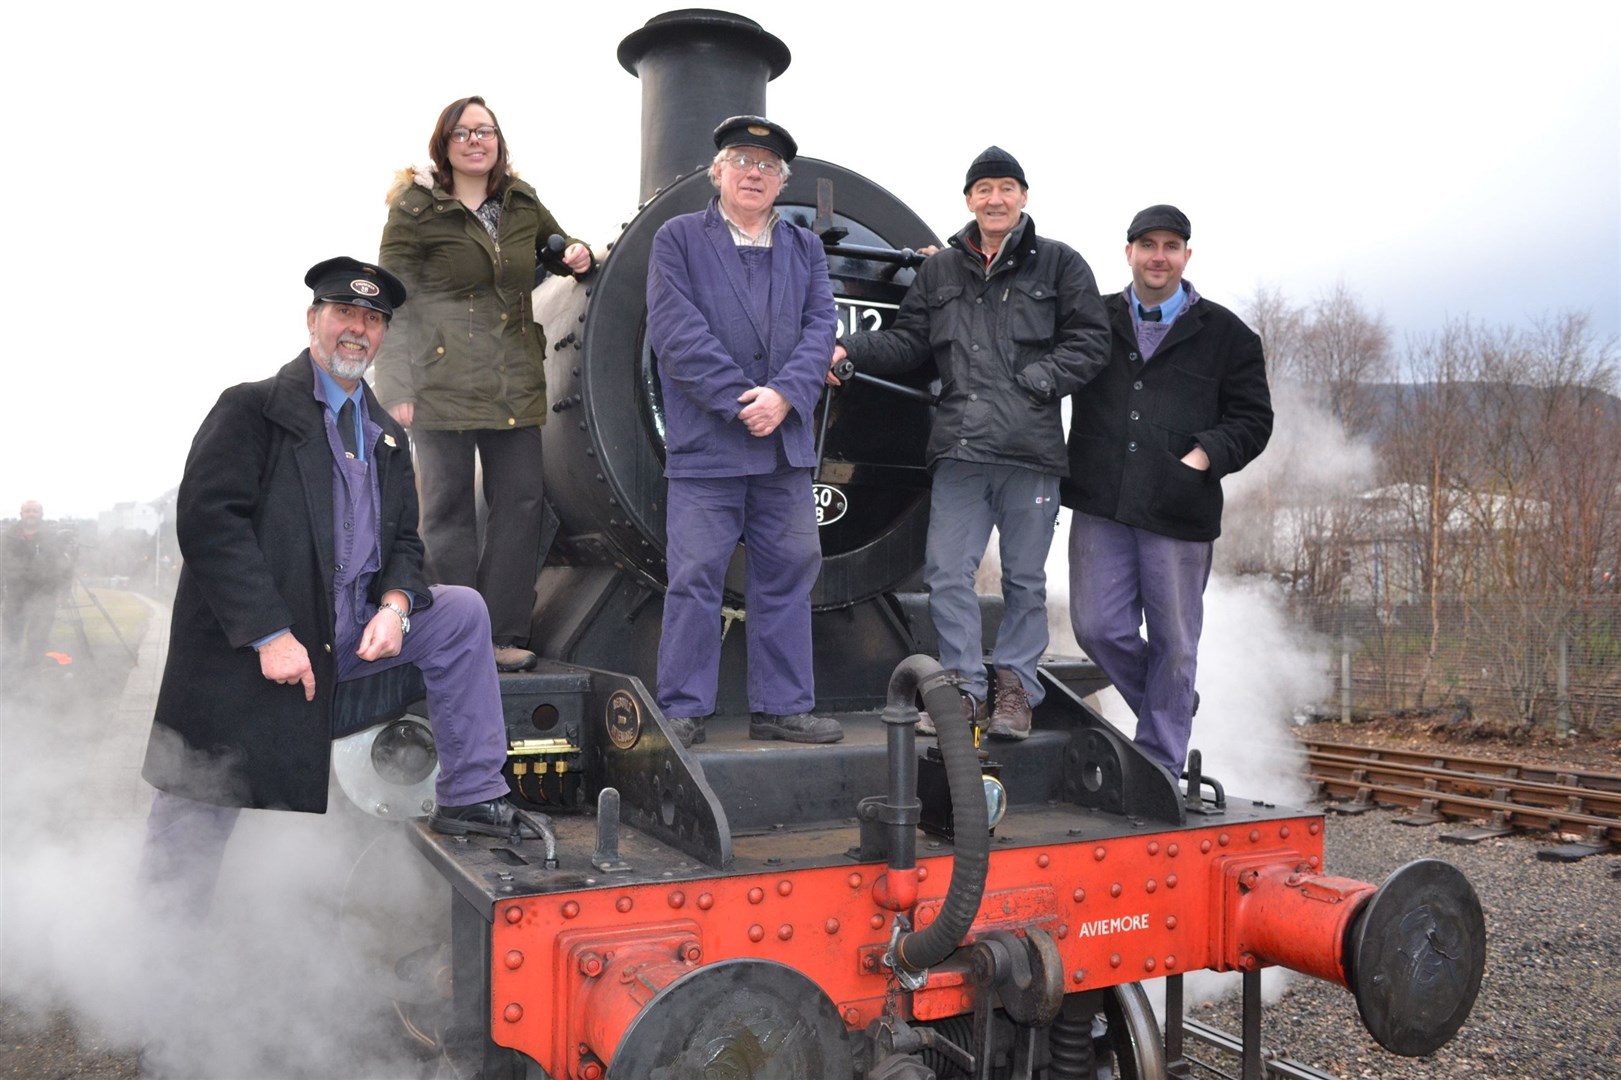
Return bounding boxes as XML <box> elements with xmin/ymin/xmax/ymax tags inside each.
<box><xmin>139</xmin><ymin>257</ymin><xmax>542</xmax><ymax>916</ymax></box>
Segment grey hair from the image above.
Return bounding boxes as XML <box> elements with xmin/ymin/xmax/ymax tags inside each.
<box><xmin>708</xmin><ymin>147</ymin><xmax>792</xmax><ymax>189</ymax></box>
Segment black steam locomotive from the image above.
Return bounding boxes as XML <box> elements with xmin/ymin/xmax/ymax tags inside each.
<box><xmin>339</xmin><ymin>10</ymin><xmax>1487</xmax><ymax>1078</ymax></box>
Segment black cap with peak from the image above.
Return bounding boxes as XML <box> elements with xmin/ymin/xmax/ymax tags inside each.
<box><xmin>713</xmin><ymin>115</ymin><xmax>798</xmax><ymax>163</ymax></box>
<box><xmin>1126</xmin><ymin>204</ymin><xmax>1192</xmax><ymax>242</ymax></box>
<box><xmin>304</xmin><ymin>257</ymin><xmax>407</xmax><ymax>317</ymax></box>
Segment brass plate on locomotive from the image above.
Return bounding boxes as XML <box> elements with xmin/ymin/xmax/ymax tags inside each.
<box><xmin>605</xmin><ymin>688</ymin><xmax>642</xmax><ymax>750</ymax></box>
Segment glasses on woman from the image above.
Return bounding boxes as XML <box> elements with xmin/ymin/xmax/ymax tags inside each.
<box><xmin>726</xmin><ymin>153</ymin><xmax>782</xmax><ymax>177</ymax></box>
<box><xmin>450</xmin><ymin>125</ymin><xmax>498</xmax><ymax>143</ymax></box>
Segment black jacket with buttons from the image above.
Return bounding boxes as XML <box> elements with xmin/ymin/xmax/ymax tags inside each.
<box><xmin>839</xmin><ymin>215</ymin><xmax>1109</xmax><ymax>477</ymax></box>
<box><xmin>1061</xmin><ymin>290</ymin><xmax>1272</xmax><ymax>541</ymax></box>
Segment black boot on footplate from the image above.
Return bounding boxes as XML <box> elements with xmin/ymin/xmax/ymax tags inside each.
<box><xmin>749</xmin><ymin>712</ymin><xmax>844</xmax><ymax>744</ymax></box>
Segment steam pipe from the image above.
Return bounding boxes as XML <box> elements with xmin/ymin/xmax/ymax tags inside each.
<box><xmin>887</xmin><ymin>656</ymin><xmax>991</xmax><ymax>973</ymax></box>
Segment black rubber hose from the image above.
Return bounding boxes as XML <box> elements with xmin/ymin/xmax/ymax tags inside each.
<box><xmin>893</xmin><ymin>656</ymin><xmax>991</xmax><ymax>973</ymax></box>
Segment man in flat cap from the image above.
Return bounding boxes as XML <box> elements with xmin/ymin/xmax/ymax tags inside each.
<box><xmin>831</xmin><ymin>147</ymin><xmax>1109</xmax><ymax>739</ymax></box>
<box><xmin>1063</xmin><ymin>205</ymin><xmax>1272</xmax><ymax>777</ymax></box>
<box><xmin>139</xmin><ymin>256</ymin><xmax>544</xmax><ymax>918</ymax></box>
<box><xmin>645</xmin><ymin>115</ymin><xmax>842</xmax><ymax>747</ymax></box>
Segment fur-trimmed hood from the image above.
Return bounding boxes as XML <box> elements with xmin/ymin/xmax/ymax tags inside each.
<box><xmin>385</xmin><ymin>165</ymin><xmax>438</xmax><ymax>205</ymax></box>
<box><xmin>384</xmin><ymin>165</ymin><xmax>526</xmax><ymax>205</ymax></box>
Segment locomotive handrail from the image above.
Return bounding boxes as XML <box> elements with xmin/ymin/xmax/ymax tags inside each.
<box><xmin>830</xmin><ymin>357</ymin><xmax>942</xmax><ymax>406</ymax></box>
<box><xmin>822</xmin><ymin>241</ymin><xmax>929</xmax><ymax>267</ymax></box>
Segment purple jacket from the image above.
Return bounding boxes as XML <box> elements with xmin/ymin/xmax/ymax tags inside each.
<box><xmin>647</xmin><ymin>199</ymin><xmax>837</xmax><ymax>478</ymax></box>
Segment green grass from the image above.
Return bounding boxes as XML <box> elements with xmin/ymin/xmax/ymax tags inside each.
<box><xmin>46</xmin><ymin>587</ymin><xmax>152</xmax><ymax>662</ymax></box>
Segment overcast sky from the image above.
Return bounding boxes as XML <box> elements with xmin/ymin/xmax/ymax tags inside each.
<box><xmin>6</xmin><ymin>0</ymin><xmax>1616</xmax><ymax>519</ymax></box>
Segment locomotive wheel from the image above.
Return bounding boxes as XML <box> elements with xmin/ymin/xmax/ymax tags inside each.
<box><xmin>608</xmin><ymin>958</ymin><xmax>854</xmax><ymax>1079</ymax></box>
<box><xmin>1099</xmin><ymin>982</ymin><xmax>1165</xmax><ymax>1080</ymax></box>
<box><xmin>336</xmin><ymin>826</ymin><xmax>450</xmax><ymax>1005</ymax></box>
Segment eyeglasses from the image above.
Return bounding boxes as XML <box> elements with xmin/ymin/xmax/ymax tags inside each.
<box><xmin>450</xmin><ymin>125</ymin><xmax>498</xmax><ymax>144</ymax></box>
<box><xmin>726</xmin><ymin>153</ymin><xmax>783</xmax><ymax>177</ymax></box>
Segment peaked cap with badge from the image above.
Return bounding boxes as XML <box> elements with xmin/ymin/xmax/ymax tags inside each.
<box><xmin>713</xmin><ymin>115</ymin><xmax>797</xmax><ymax>163</ymax></box>
<box><xmin>305</xmin><ymin>256</ymin><xmax>409</xmax><ymax>317</ymax></box>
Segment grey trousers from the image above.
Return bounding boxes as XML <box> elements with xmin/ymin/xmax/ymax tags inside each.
<box><xmin>412</xmin><ymin>425</ymin><xmax>545</xmax><ymax>646</ymax></box>
<box><xmin>923</xmin><ymin>459</ymin><xmax>1060</xmax><ymax>704</ymax></box>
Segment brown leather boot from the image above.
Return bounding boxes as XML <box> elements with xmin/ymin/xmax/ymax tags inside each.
<box><xmin>986</xmin><ymin>668</ymin><xmax>1031</xmax><ymax>740</ymax></box>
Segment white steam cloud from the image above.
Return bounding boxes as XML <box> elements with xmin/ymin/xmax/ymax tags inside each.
<box><xmin>0</xmin><ymin>609</ymin><xmax>449</xmax><ymax>1078</ymax></box>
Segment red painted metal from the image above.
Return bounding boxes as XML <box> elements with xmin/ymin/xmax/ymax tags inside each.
<box><xmin>1218</xmin><ymin>861</ymin><xmax>1377</xmax><ymax>987</ymax></box>
<box><xmin>486</xmin><ymin>817</ymin><xmax>1332</xmax><ymax>1075</ymax></box>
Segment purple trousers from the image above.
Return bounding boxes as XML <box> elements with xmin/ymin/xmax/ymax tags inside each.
<box><xmin>657</xmin><ymin>467</ymin><xmax>820</xmax><ymax>717</ymax></box>
<box><xmin>1067</xmin><ymin>512</ymin><xmax>1212</xmax><ymax>773</ymax></box>
<box><xmin>140</xmin><ymin>584</ymin><xmax>509</xmax><ymax>918</ymax></box>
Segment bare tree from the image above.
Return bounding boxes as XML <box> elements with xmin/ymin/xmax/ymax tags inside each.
<box><xmin>1381</xmin><ymin>320</ymin><xmax>1483</xmax><ymax>707</ymax></box>
<box><xmin>1243</xmin><ymin>282</ymin><xmax>1304</xmax><ymax>388</ymax></box>
<box><xmin>1294</xmin><ymin>282</ymin><xmax>1394</xmax><ymax>434</ymax></box>
<box><xmin>1462</xmin><ymin>313</ymin><xmax>1620</xmax><ymax>734</ymax></box>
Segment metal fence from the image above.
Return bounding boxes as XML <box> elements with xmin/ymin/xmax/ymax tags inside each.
<box><xmin>1293</xmin><ymin>594</ymin><xmax>1621</xmax><ymax>739</ymax></box>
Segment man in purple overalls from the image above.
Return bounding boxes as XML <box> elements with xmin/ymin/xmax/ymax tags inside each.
<box><xmin>645</xmin><ymin>116</ymin><xmax>842</xmax><ymax>748</ymax></box>
<box><xmin>139</xmin><ymin>257</ymin><xmax>543</xmax><ymax>919</ymax></box>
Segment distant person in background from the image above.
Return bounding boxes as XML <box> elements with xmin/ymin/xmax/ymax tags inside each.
<box><xmin>831</xmin><ymin>147</ymin><xmax>1110</xmax><ymax>740</ymax></box>
<box><xmin>374</xmin><ymin>95</ymin><xmax>593</xmax><ymax>674</ymax></box>
<box><xmin>644</xmin><ymin>115</ymin><xmax>842</xmax><ymax>748</ymax></box>
<box><xmin>1</xmin><ymin>500</ymin><xmax>76</xmax><ymax>672</ymax></box>
<box><xmin>1063</xmin><ymin>205</ymin><xmax>1273</xmax><ymax>777</ymax></box>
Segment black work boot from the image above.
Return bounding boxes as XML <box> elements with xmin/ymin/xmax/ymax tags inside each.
<box><xmin>666</xmin><ymin>715</ymin><xmax>709</xmax><ymax>748</ymax></box>
<box><xmin>430</xmin><ymin>797</ymin><xmax>549</xmax><ymax>840</ymax></box>
<box><xmin>986</xmin><ymin>668</ymin><xmax>1031</xmax><ymax>740</ymax></box>
<box><xmin>749</xmin><ymin>712</ymin><xmax>844</xmax><ymax>744</ymax></box>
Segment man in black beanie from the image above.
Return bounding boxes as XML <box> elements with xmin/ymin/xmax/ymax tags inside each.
<box><xmin>831</xmin><ymin>147</ymin><xmax>1109</xmax><ymax>738</ymax></box>
<box><xmin>1061</xmin><ymin>205</ymin><xmax>1273</xmax><ymax>778</ymax></box>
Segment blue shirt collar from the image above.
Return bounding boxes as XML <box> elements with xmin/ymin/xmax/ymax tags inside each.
<box><xmin>310</xmin><ymin>360</ymin><xmax>365</xmax><ymax>413</ymax></box>
<box><xmin>309</xmin><ymin>358</ymin><xmax>367</xmax><ymax>461</ymax></box>
<box><xmin>1127</xmin><ymin>281</ymin><xmax>1190</xmax><ymax>326</ymax></box>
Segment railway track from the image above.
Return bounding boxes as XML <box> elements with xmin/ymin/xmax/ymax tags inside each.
<box><xmin>1300</xmin><ymin>737</ymin><xmax>1621</xmax><ymax>859</ymax></box>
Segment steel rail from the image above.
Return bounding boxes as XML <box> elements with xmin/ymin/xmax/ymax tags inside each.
<box><xmin>1307</xmin><ymin>749</ymin><xmax>1621</xmax><ymax>820</ymax></box>
<box><xmin>1178</xmin><ymin>1018</ymin><xmax>1341</xmax><ymax>1079</ymax></box>
<box><xmin>1298</xmin><ymin>737</ymin><xmax>1621</xmax><ymax>794</ymax></box>
<box><xmin>1304</xmin><ymin>746</ymin><xmax>1621</xmax><ymax>849</ymax></box>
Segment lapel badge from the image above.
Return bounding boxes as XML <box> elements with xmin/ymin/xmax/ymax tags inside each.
<box><xmin>383</xmin><ymin>433</ymin><xmax>397</xmax><ymax>449</ymax></box>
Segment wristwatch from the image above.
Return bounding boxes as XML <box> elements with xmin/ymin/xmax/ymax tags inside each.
<box><xmin>379</xmin><ymin>600</ymin><xmax>411</xmax><ymax>635</ymax></box>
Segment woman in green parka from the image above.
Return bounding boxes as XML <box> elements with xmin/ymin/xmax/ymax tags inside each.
<box><xmin>374</xmin><ymin>95</ymin><xmax>592</xmax><ymax>672</ymax></box>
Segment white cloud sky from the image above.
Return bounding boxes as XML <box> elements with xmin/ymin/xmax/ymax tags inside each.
<box><xmin>5</xmin><ymin>0</ymin><xmax>1616</xmax><ymax>518</ymax></box>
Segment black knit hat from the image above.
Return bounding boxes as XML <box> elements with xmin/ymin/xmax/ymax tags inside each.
<box><xmin>1126</xmin><ymin>204</ymin><xmax>1192</xmax><ymax>242</ymax></box>
<box><xmin>963</xmin><ymin>146</ymin><xmax>1026</xmax><ymax>193</ymax></box>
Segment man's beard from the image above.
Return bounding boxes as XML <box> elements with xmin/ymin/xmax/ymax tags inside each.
<box><xmin>318</xmin><ymin>335</ymin><xmax>373</xmax><ymax>381</ymax></box>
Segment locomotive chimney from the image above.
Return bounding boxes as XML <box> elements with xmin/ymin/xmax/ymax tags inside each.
<box><xmin>618</xmin><ymin>9</ymin><xmax>791</xmax><ymax>204</ymax></box>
